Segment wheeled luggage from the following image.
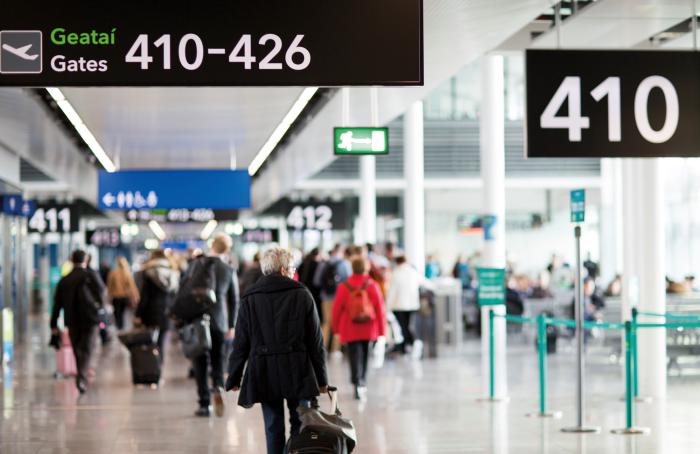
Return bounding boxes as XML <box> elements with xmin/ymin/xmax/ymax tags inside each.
<box><xmin>287</xmin><ymin>386</ymin><xmax>356</xmax><ymax>454</ymax></box>
<box><xmin>129</xmin><ymin>344</ymin><xmax>161</xmax><ymax>385</ymax></box>
<box><xmin>55</xmin><ymin>330</ymin><xmax>77</xmax><ymax>378</ymax></box>
<box><xmin>118</xmin><ymin>327</ymin><xmax>157</xmax><ymax>349</ymax></box>
<box><xmin>286</xmin><ymin>430</ymin><xmax>347</xmax><ymax>454</ymax></box>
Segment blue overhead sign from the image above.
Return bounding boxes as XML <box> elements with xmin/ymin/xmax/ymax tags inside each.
<box><xmin>2</xmin><ymin>195</ymin><xmax>23</xmax><ymax>215</ymax></box>
<box><xmin>1</xmin><ymin>195</ymin><xmax>36</xmax><ymax>218</ymax></box>
<box><xmin>98</xmin><ymin>170</ymin><xmax>250</xmax><ymax>210</ymax></box>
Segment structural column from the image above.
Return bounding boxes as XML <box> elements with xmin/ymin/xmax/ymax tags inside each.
<box><xmin>403</xmin><ymin>100</ymin><xmax>425</xmax><ymax>273</ymax></box>
<box><xmin>635</xmin><ymin>159</ymin><xmax>667</xmax><ymax>398</ymax></box>
<box><xmin>600</xmin><ymin>158</ymin><xmax>624</xmax><ymax>285</ymax></box>
<box><xmin>480</xmin><ymin>55</ymin><xmax>507</xmax><ymax>398</ymax></box>
<box><xmin>359</xmin><ymin>156</ymin><xmax>377</xmax><ymax>245</ymax></box>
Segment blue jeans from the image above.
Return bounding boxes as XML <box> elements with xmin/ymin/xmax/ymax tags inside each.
<box><xmin>261</xmin><ymin>399</ymin><xmax>311</xmax><ymax>454</ymax></box>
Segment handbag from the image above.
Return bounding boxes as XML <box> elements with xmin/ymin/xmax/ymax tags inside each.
<box><xmin>297</xmin><ymin>386</ymin><xmax>357</xmax><ymax>452</ymax></box>
<box><xmin>179</xmin><ymin>315</ymin><xmax>212</xmax><ymax>359</ymax></box>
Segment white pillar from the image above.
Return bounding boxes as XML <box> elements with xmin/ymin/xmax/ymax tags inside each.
<box><xmin>636</xmin><ymin>159</ymin><xmax>667</xmax><ymax>399</ymax></box>
<box><xmin>600</xmin><ymin>158</ymin><xmax>623</xmax><ymax>284</ymax></box>
<box><xmin>359</xmin><ymin>156</ymin><xmax>377</xmax><ymax>245</ymax></box>
<box><xmin>403</xmin><ymin>100</ymin><xmax>425</xmax><ymax>273</ymax></box>
<box><xmin>621</xmin><ymin>160</ymin><xmax>640</xmax><ymax>322</ymax></box>
<box><xmin>480</xmin><ymin>55</ymin><xmax>507</xmax><ymax>398</ymax></box>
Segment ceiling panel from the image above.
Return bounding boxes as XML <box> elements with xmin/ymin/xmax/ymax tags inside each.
<box><xmin>532</xmin><ymin>0</ymin><xmax>691</xmax><ymax>48</ymax></box>
<box><xmin>62</xmin><ymin>87</ymin><xmax>304</xmax><ymax>169</ymax></box>
<box><xmin>252</xmin><ymin>0</ymin><xmax>554</xmax><ymax>210</ymax></box>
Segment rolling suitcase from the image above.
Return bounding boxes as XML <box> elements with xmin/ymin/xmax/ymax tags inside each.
<box><xmin>286</xmin><ymin>430</ymin><xmax>346</xmax><ymax>454</ymax></box>
<box><xmin>55</xmin><ymin>330</ymin><xmax>77</xmax><ymax>378</ymax></box>
<box><xmin>130</xmin><ymin>344</ymin><xmax>161</xmax><ymax>385</ymax></box>
<box><xmin>287</xmin><ymin>387</ymin><xmax>356</xmax><ymax>454</ymax></box>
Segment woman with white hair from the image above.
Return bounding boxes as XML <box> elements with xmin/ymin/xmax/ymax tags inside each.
<box><xmin>226</xmin><ymin>247</ymin><xmax>328</xmax><ymax>454</ymax></box>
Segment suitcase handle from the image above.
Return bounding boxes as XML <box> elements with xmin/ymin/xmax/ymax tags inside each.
<box><xmin>326</xmin><ymin>386</ymin><xmax>339</xmax><ymax>415</ymax></box>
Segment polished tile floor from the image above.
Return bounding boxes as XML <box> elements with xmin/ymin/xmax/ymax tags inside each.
<box><xmin>2</xmin><ymin>325</ymin><xmax>700</xmax><ymax>453</ymax></box>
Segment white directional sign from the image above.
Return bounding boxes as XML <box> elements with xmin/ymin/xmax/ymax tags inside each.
<box><xmin>102</xmin><ymin>190</ymin><xmax>158</xmax><ymax>209</ymax></box>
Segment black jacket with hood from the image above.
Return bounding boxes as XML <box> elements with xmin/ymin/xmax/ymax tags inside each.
<box><xmin>225</xmin><ymin>273</ymin><xmax>328</xmax><ymax>407</ymax></box>
<box><xmin>136</xmin><ymin>258</ymin><xmax>179</xmax><ymax>328</ymax></box>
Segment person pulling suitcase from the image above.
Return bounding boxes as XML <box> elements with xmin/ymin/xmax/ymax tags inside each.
<box><xmin>50</xmin><ymin>250</ymin><xmax>105</xmax><ymax>394</ymax></box>
<box><xmin>225</xmin><ymin>247</ymin><xmax>328</xmax><ymax>454</ymax></box>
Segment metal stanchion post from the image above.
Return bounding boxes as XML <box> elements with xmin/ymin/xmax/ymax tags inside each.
<box><xmin>478</xmin><ymin>309</ymin><xmax>507</xmax><ymax>402</ymax></box>
<box><xmin>612</xmin><ymin>321</ymin><xmax>650</xmax><ymax>435</ymax></box>
<box><xmin>629</xmin><ymin>308</ymin><xmax>652</xmax><ymax>403</ymax></box>
<box><xmin>490</xmin><ymin>308</ymin><xmax>495</xmax><ymax>399</ymax></box>
<box><xmin>562</xmin><ymin>226</ymin><xmax>600</xmax><ymax>433</ymax></box>
<box><xmin>527</xmin><ymin>314</ymin><xmax>562</xmax><ymax>418</ymax></box>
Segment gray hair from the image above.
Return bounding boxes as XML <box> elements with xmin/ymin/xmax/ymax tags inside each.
<box><xmin>260</xmin><ymin>247</ymin><xmax>295</xmax><ymax>276</ymax></box>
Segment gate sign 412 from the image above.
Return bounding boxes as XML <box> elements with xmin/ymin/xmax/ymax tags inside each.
<box><xmin>526</xmin><ymin>50</ymin><xmax>700</xmax><ymax>158</ymax></box>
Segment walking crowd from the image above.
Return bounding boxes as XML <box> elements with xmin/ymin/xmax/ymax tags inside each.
<box><xmin>49</xmin><ymin>238</ymin><xmax>429</xmax><ymax>454</ymax></box>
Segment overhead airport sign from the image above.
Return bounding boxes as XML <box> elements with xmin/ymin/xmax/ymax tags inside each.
<box><xmin>334</xmin><ymin>127</ymin><xmax>389</xmax><ymax>155</ymax></box>
<box><xmin>86</xmin><ymin>228</ymin><xmax>122</xmax><ymax>248</ymax></box>
<box><xmin>526</xmin><ymin>50</ymin><xmax>700</xmax><ymax>158</ymax></box>
<box><xmin>0</xmin><ymin>0</ymin><xmax>423</xmax><ymax>87</ymax></box>
<box><xmin>28</xmin><ymin>202</ymin><xmax>79</xmax><ymax>233</ymax></box>
<box><xmin>1</xmin><ymin>195</ymin><xmax>35</xmax><ymax>217</ymax></box>
<box><xmin>125</xmin><ymin>208</ymin><xmax>239</xmax><ymax>223</ymax></box>
<box><xmin>98</xmin><ymin>170</ymin><xmax>250</xmax><ymax>210</ymax></box>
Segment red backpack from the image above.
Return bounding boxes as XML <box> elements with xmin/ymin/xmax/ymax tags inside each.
<box><xmin>344</xmin><ymin>280</ymin><xmax>376</xmax><ymax>324</ymax></box>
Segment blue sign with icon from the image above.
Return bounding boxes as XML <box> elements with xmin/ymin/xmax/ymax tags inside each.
<box><xmin>98</xmin><ymin>170</ymin><xmax>250</xmax><ymax>210</ymax></box>
<box><xmin>1</xmin><ymin>195</ymin><xmax>35</xmax><ymax>218</ymax></box>
<box><xmin>2</xmin><ymin>195</ymin><xmax>22</xmax><ymax>215</ymax></box>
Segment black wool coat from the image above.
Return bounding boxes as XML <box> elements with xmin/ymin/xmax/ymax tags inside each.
<box><xmin>225</xmin><ymin>274</ymin><xmax>328</xmax><ymax>407</ymax></box>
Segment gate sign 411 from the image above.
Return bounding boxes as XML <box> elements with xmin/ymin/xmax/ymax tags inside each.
<box><xmin>526</xmin><ymin>50</ymin><xmax>700</xmax><ymax>158</ymax></box>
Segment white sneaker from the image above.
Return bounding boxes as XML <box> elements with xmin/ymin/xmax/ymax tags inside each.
<box><xmin>411</xmin><ymin>340</ymin><xmax>424</xmax><ymax>361</ymax></box>
<box><xmin>213</xmin><ymin>387</ymin><xmax>225</xmax><ymax>417</ymax></box>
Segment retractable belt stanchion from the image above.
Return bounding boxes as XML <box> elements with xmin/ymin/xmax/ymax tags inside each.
<box><xmin>527</xmin><ymin>314</ymin><xmax>562</xmax><ymax>418</ymax></box>
<box><xmin>630</xmin><ymin>308</ymin><xmax>652</xmax><ymax>403</ymax></box>
<box><xmin>479</xmin><ymin>308</ymin><xmax>508</xmax><ymax>403</ymax></box>
<box><xmin>612</xmin><ymin>321</ymin><xmax>651</xmax><ymax>435</ymax></box>
<box><xmin>562</xmin><ymin>225</ymin><xmax>601</xmax><ymax>434</ymax></box>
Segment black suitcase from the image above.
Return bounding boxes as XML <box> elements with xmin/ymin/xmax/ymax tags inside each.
<box><xmin>286</xmin><ymin>386</ymin><xmax>354</xmax><ymax>454</ymax></box>
<box><xmin>286</xmin><ymin>429</ymin><xmax>347</xmax><ymax>454</ymax></box>
<box><xmin>130</xmin><ymin>344</ymin><xmax>161</xmax><ymax>385</ymax></box>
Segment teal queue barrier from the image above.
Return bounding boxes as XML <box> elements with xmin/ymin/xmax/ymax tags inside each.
<box><xmin>612</xmin><ymin>314</ymin><xmax>700</xmax><ymax>435</ymax></box>
<box><xmin>631</xmin><ymin>308</ymin><xmax>700</xmax><ymax>400</ymax></box>
<box><xmin>485</xmin><ymin>306</ymin><xmax>700</xmax><ymax>434</ymax></box>
<box><xmin>486</xmin><ymin>310</ymin><xmax>621</xmax><ymax>418</ymax></box>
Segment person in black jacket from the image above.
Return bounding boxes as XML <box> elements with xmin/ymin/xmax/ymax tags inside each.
<box><xmin>50</xmin><ymin>250</ymin><xmax>105</xmax><ymax>393</ymax></box>
<box><xmin>193</xmin><ymin>234</ymin><xmax>240</xmax><ymax>418</ymax></box>
<box><xmin>226</xmin><ymin>247</ymin><xmax>328</xmax><ymax>454</ymax></box>
<box><xmin>297</xmin><ymin>248</ymin><xmax>322</xmax><ymax>319</ymax></box>
<box><xmin>135</xmin><ymin>249</ymin><xmax>179</xmax><ymax>362</ymax></box>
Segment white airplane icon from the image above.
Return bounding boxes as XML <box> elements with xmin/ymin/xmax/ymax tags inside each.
<box><xmin>2</xmin><ymin>43</ymin><xmax>38</xmax><ymax>61</ymax></box>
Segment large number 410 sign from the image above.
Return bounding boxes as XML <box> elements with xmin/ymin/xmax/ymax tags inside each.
<box><xmin>541</xmin><ymin>75</ymin><xmax>679</xmax><ymax>144</ymax></box>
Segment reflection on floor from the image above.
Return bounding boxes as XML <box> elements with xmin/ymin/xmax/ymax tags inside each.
<box><xmin>2</xmin><ymin>328</ymin><xmax>700</xmax><ymax>454</ymax></box>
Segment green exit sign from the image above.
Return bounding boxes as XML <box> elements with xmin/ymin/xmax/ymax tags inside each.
<box><xmin>333</xmin><ymin>127</ymin><xmax>389</xmax><ymax>155</ymax></box>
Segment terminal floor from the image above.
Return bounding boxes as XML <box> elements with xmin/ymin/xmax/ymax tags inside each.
<box><xmin>2</xmin><ymin>332</ymin><xmax>700</xmax><ymax>453</ymax></box>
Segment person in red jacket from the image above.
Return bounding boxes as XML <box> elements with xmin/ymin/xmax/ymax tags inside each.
<box><xmin>333</xmin><ymin>257</ymin><xmax>386</xmax><ymax>400</ymax></box>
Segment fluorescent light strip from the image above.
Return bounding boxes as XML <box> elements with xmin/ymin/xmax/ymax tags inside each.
<box><xmin>200</xmin><ymin>219</ymin><xmax>219</xmax><ymax>240</ymax></box>
<box><xmin>248</xmin><ymin>87</ymin><xmax>318</xmax><ymax>176</ymax></box>
<box><xmin>148</xmin><ymin>220</ymin><xmax>167</xmax><ymax>241</ymax></box>
<box><xmin>46</xmin><ymin>87</ymin><xmax>117</xmax><ymax>173</ymax></box>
